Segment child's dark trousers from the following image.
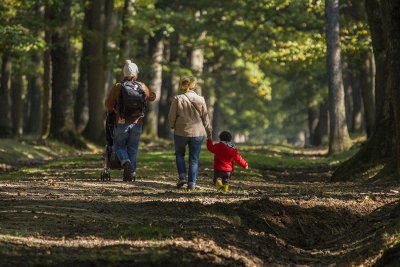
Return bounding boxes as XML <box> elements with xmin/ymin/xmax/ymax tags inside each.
<box><xmin>213</xmin><ymin>170</ymin><xmax>232</xmax><ymax>185</ymax></box>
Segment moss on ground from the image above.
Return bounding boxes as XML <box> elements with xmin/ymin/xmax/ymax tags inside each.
<box><xmin>0</xmin><ymin>136</ymin><xmax>93</xmax><ymax>168</ymax></box>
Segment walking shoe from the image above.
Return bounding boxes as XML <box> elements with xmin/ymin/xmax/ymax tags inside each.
<box><xmin>125</xmin><ymin>171</ymin><xmax>136</xmax><ymax>182</ymax></box>
<box><xmin>215</xmin><ymin>179</ymin><xmax>223</xmax><ymax>190</ymax></box>
<box><xmin>187</xmin><ymin>184</ymin><xmax>195</xmax><ymax>191</ymax></box>
<box><xmin>122</xmin><ymin>161</ymin><xmax>132</xmax><ymax>181</ymax></box>
<box><xmin>176</xmin><ymin>178</ymin><xmax>186</xmax><ymax>188</ymax></box>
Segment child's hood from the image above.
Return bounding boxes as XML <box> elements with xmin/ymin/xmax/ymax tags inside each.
<box><xmin>220</xmin><ymin>141</ymin><xmax>236</xmax><ymax>149</ymax></box>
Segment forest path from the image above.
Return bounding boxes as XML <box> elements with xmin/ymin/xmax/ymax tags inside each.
<box><xmin>0</xmin><ymin>146</ymin><xmax>399</xmax><ymax>266</ymax></box>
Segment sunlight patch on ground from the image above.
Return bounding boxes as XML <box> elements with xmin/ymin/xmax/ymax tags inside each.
<box><xmin>0</xmin><ymin>234</ymin><xmax>263</xmax><ymax>266</ymax></box>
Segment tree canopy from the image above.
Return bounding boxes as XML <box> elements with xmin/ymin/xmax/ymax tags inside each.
<box><xmin>0</xmin><ymin>0</ymin><xmax>371</xmax><ymax>144</ymax></box>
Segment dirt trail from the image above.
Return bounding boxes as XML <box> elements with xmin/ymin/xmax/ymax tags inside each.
<box><xmin>0</xmin><ymin>152</ymin><xmax>399</xmax><ymax>266</ymax></box>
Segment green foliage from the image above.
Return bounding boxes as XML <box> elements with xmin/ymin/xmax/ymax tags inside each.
<box><xmin>0</xmin><ymin>0</ymin><xmax>371</xmax><ymax>143</ymax></box>
<box><xmin>0</xmin><ymin>0</ymin><xmax>45</xmax><ymax>53</ymax></box>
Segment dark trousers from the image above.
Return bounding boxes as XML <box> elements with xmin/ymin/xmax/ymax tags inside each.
<box><xmin>213</xmin><ymin>170</ymin><xmax>232</xmax><ymax>185</ymax></box>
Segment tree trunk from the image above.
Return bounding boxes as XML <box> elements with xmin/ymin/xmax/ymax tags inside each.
<box><xmin>203</xmin><ymin>75</ymin><xmax>216</xmax><ymax>125</ymax></box>
<box><xmin>11</xmin><ymin>72</ymin><xmax>23</xmax><ymax>135</ymax></box>
<box><xmin>0</xmin><ymin>54</ymin><xmax>12</xmax><ymax>137</ymax></box>
<box><xmin>158</xmin><ymin>33</ymin><xmax>180</xmax><ymax>139</ymax></box>
<box><xmin>191</xmin><ymin>30</ymin><xmax>206</xmax><ymax>96</ymax></box>
<box><xmin>351</xmin><ymin>71</ymin><xmax>363</xmax><ymax>133</ymax></box>
<box><xmin>381</xmin><ymin>0</ymin><xmax>400</xmax><ymax>175</ymax></box>
<box><xmin>360</xmin><ymin>51</ymin><xmax>375</xmax><ymax>137</ymax></box>
<box><xmin>49</xmin><ymin>0</ymin><xmax>74</xmax><ymax>139</ymax></box>
<box><xmin>363</xmin><ymin>0</ymin><xmax>391</xmax><ymax>159</ymax></box>
<box><xmin>314</xmin><ymin>100</ymin><xmax>329</xmax><ymax>146</ymax></box>
<box><xmin>41</xmin><ymin>29</ymin><xmax>52</xmax><ymax>139</ymax></box>
<box><xmin>26</xmin><ymin>51</ymin><xmax>42</xmax><ymax>134</ymax></box>
<box><xmin>74</xmin><ymin>2</ymin><xmax>90</xmax><ymax>133</ymax></box>
<box><xmin>308</xmin><ymin>106</ymin><xmax>319</xmax><ymax>146</ymax></box>
<box><xmin>332</xmin><ymin>0</ymin><xmax>392</xmax><ymax>180</ymax></box>
<box><xmin>116</xmin><ymin>0</ymin><xmax>135</xmax><ymax>82</ymax></box>
<box><xmin>204</xmin><ymin>54</ymin><xmax>223</xmax><ymax>126</ymax></box>
<box><xmin>144</xmin><ymin>34</ymin><xmax>164</xmax><ymax>137</ymax></box>
<box><xmin>325</xmin><ymin>0</ymin><xmax>351</xmax><ymax>154</ymax></box>
<box><xmin>25</xmin><ymin>3</ymin><xmax>43</xmax><ymax>135</ymax></box>
<box><xmin>365</xmin><ymin>1</ymin><xmax>386</xmax><ymax>120</ymax></box>
<box><xmin>158</xmin><ymin>70</ymin><xmax>170</xmax><ymax>139</ymax></box>
<box><xmin>103</xmin><ymin>0</ymin><xmax>116</xmax><ymax>97</ymax></box>
<box><xmin>342</xmin><ymin>65</ymin><xmax>354</xmax><ymax>132</ymax></box>
<box><xmin>74</xmin><ymin>49</ymin><xmax>88</xmax><ymax>132</ymax></box>
<box><xmin>212</xmin><ymin>99</ymin><xmax>223</xmax><ymax>140</ymax></box>
<box><xmin>82</xmin><ymin>0</ymin><xmax>106</xmax><ymax>144</ymax></box>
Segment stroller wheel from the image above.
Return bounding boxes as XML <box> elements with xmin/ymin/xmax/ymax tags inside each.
<box><xmin>100</xmin><ymin>172</ymin><xmax>107</xmax><ymax>182</ymax></box>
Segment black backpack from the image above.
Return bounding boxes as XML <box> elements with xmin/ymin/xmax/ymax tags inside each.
<box><xmin>119</xmin><ymin>81</ymin><xmax>146</xmax><ymax>119</ymax></box>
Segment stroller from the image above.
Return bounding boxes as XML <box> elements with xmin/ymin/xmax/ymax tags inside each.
<box><xmin>100</xmin><ymin>111</ymin><xmax>122</xmax><ymax>181</ymax></box>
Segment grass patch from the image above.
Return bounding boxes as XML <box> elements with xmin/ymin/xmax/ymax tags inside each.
<box><xmin>237</xmin><ymin>143</ymin><xmax>359</xmax><ymax>168</ymax></box>
<box><xmin>0</xmin><ymin>136</ymin><xmax>362</xmax><ymax>184</ymax></box>
<box><xmin>108</xmin><ymin>223</ymin><xmax>174</xmax><ymax>241</ymax></box>
<box><xmin>0</xmin><ymin>136</ymin><xmax>81</xmax><ymax>165</ymax></box>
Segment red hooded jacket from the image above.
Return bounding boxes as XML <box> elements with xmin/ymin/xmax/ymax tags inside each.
<box><xmin>207</xmin><ymin>139</ymin><xmax>248</xmax><ymax>172</ymax></box>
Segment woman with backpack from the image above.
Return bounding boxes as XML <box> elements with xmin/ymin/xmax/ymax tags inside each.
<box><xmin>168</xmin><ymin>76</ymin><xmax>212</xmax><ymax>190</ymax></box>
<box><xmin>105</xmin><ymin>60</ymin><xmax>156</xmax><ymax>181</ymax></box>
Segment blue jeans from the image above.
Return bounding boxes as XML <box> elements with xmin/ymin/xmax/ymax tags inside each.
<box><xmin>174</xmin><ymin>135</ymin><xmax>204</xmax><ymax>187</ymax></box>
<box><xmin>113</xmin><ymin>123</ymin><xmax>142</xmax><ymax>174</ymax></box>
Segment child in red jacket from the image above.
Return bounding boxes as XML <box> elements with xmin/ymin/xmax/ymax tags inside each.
<box><xmin>207</xmin><ymin>131</ymin><xmax>248</xmax><ymax>192</ymax></box>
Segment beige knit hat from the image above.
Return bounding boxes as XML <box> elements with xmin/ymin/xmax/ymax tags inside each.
<box><xmin>123</xmin><ymin>60</ymin><xmax>139</xmax><ymax>77</ymax></box>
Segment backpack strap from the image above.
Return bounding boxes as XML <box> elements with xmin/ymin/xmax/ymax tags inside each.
<box><xmin>183</xmin><ymin>93</ymin><xmax>202</xmax><ymax>116</ymax></box>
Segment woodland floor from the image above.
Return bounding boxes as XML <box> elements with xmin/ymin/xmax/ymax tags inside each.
<box><xmin>0</xmin><ymin>141</ymin><xmax>400</xmax><ymax>266</ymax></box>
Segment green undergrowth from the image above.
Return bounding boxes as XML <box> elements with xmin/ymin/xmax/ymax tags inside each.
<box><xmin>0</xmin><ymin>136</ymin><xmax>94</xmax><ymax>167</ymax></box>
<box><xmin>0</xmin><ymin>135</ymin><xmax>99</xmax><ymax>179</ymax></box>
<box><xmin>332</xmin><ymin>153</ymin><xmax>400</xmax><ymax>184</ymax></box>
<box><xmin>0</xmin><ymin>137</ymin><xmax>361</xmax><ymax>182</ymax></box>
<box><xmin>109</xmin><ymin>222</ymin><xmax>175</xmax><ymax>241</ymax></box>
<box><xmin>239</xmin><ymin>144</ymin><xmax>359</xmax><ymax>168</ymax></box>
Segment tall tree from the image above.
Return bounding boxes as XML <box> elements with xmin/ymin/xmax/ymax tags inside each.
<box><xmin>41</xmin><ymin>30</ymin><xmax>52</xmax><ymax>139</ymax></box>
<box><xmin>314</xmin><ymin>100</ymin><xmax>329</xmax><ymax>146</ymax></box>
<box><xmin>342</xmin><ymin>66</ymin><xmax>354</xmax><ymax>132</ymax></box>
<box><xmin>381</xmin><ymin>0</ymin><xmax>400</xmax><ymax>175</ymax></box>
<box><xmin>26</xmin><ymin>51</ymin><xmax>42</xmax><ymax>134</ymax></box>
<box><xmin>74</xmin><ymin>46</ymin><xmax>88</xmax><ymax>132</ymax></box>
<box><xmin>103</xmin><ymin>0</ymin><xmax>116</xmax><ymax>96</ymax></box>
<box><xmin>82</xmin><ymin>0</ymin><xmax>107</xmax><ymax>144</ymax></box>
<box><xmin>144</xmin><ymin>33</ymin><xmax>164</xmax><ymax>137</ymax></box>
<box><xmin>25</xmin><ymin>2</ymin><xmax>43</xmax><ymax>134</ymax></box>
<box><xmin>74</xmin><ymin>1</ymin><xmax>90</xmax><ymax>132</ymax></box>
<box><xmin>325</xmin><ymin>0</ymin><xmax>351</xmax><ymax>154</ymax></box>
<box><xmin>0</xmin><ymin>54</ymin><xmax>12</xmax><ymax>137</ymax></box>
<box><xmin>158</xmin><ymin>32</ymin><xmax>180</xmax><ymax>138</ymax></box>
<box><xmin>308</xmin><ymin>105</ymin><xmax>319</xmax><ymax>146</ymax></box>
<box><xmin>191</xmin><ymin>30</ymin><xmax>206</xmax><ymax>96</ymax></box>
<box><xmin>11</xmin><ymin>69</ymin><xmax>23</xmax><ymax>135</ymax></box>
<box><xmin>116</xmin><ymin>0</ymin><xmax>135</xmax><ymax>82</ymax></box>
<box><xmin>360</xmin><ymin>51</ymin><xmax>375</xmax><ymax>136</ymax></box>
<box><xmin>332</xmin><ymin>0</ymin><xmax>392</xmax><ymax>180</ymax></box>
<box><xmin>351</xmin><ymin>74</ymin><xmax>363</xmax><ymax>133</ymax></box>
<box><xmin>48</xmin><ymin>0</ymin><xmax>74</xmax><ymax>139</ymax></box>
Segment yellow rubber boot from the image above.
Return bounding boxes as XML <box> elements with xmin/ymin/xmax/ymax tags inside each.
<box><xmin>215</xmin><ymin>180</ymin><xmax>223</xmax><ymax>190</ymax></box>
<box><xmin>222</xmin><ymin>185</ymin><xmax>229</xmax><ymax>192</ymax></box>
